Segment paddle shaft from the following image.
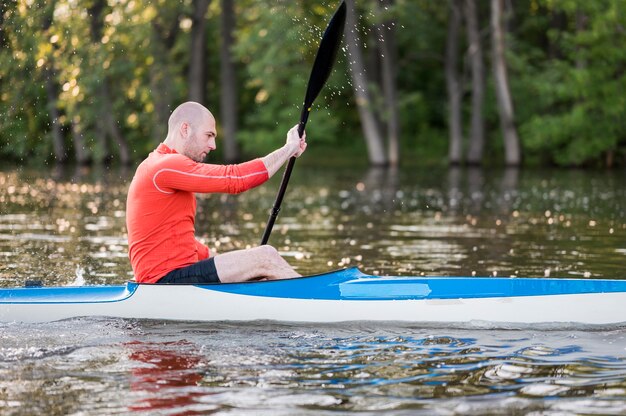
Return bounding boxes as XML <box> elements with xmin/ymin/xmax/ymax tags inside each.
<box><xmin>260</xmin><ymin>110</ymin><xmax>309</xmax><ymax>245</ymax></box>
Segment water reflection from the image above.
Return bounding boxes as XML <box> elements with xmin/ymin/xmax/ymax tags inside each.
<box><xmin>0</xmin><ymin>156</ymin><xmax>624</xmax><ymax>416</ymax></box>
<box><xmin>127</xmin><ymin>340</ymin><xmax>209</xmax><ymax>414</ymax></box>
<box><xmin>1</xmin><ymin>319</ymin><xmax>626</xmax><ymax>414</ymax></box>
<box><xmin>0</xmin><ymin>164</ymin><xmax>624</xmax><ymax>286</ymax></box>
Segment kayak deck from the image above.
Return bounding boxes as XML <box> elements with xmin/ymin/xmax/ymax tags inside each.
<box><xmin>2</xmin><ymin>268</ymin><xmax>626</xmax><ymax>303</ymax></box>
<box><xmin>206</xmin><ymin>268</ymin><xmax>626</xmax><ymax>300</ymax></box>
<box><xmin>2</xmin><ymin>268</ymin><xmax>626</xmax><ymax>325</ymax></box>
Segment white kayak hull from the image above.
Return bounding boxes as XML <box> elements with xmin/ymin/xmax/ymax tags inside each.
<box><xmin>2</xmin><ymin>268</ymin><xmax>626</xmax><ymax>326</ymax></box>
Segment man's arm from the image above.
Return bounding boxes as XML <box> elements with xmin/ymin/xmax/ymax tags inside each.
<box><xmin>261</xmin><ymin>125</ymin><xmax>307</xmax><ymax>177</ymax></box>
<box><xmin>152</xmin><ymin>125</ymin><xmax>307</xmax><ymax>194</ymax></box>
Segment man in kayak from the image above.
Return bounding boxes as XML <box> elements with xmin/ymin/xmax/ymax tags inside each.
<box><xmin>126</xmin><ymin>101</ymin><xmax>307</xmax><ymax>284</ymax></box>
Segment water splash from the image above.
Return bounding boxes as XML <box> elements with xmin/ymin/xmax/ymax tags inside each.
<box><xmin>70</xmin><ymin>265</ymin><xmax>86</xmax><ymax>286</ymax></box>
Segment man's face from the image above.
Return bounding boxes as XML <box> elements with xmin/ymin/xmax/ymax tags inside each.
<box><xmin>185</xmin><ymin>116</ymin><xmax>217</xmax><ymax>162</ymax></box>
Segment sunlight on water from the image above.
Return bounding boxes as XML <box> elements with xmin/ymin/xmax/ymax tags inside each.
<box><xmin>0</xmin><ymin>164</ymin><xmax>624</xmax><ymax>413</ymax></box>
<box><xmin>0</xmin><ymin>165</ymin><xmax>623</xmax><ymax>283</ymax></box>
<box><xmin>1</xmin><ymin>320</ymin><xmax>626</xmax><ymax>414</ymax></box>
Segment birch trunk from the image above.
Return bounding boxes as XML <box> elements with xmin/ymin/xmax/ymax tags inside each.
<box><xmin>445</xmin><ymin>0</ymin><xmax>463</xmax><ymax>165</ymax></box>
<box><xmin>465</xmin><ymin>0</ymin><xmax>485</xmax><ymax>165</ymax></box>
<box><xmin>491</xmin><ymin>0</ymin><xmax>520</xmax><ymax>165</ymax></box>
<box><xmin>345</xmin><ymin>0</ymin><xmax>387</xmax><ymax>166</ymax></box>
<box><xmin>376</xmin><ymin>0</ymin><xmax>400</xmax><ymax>166</ymax></box>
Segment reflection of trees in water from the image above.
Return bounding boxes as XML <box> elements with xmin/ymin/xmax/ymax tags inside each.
<box><xmin>5</xmin><ymin>163</ymin><xmax>618</xmax><ymax>280</ymax></box>
<box><xmin>50</xmin><ymin>163</ymin><xmax>130</xmax><ymax>185</ymax></box>
<box><xmin>446</xmin><ymin>167</ymin><xmax>521</xmax><ymax>276</ymax></box>
<box><xmin>360</xmin><ymin>166</ymin><xmax>399</xmax><ymax>213</ymax></box>
<box><xmin>353</xmin><ymin>166</ymin><xmax>520</xmax><ymax>216</ymax></box>
<box><xmin>447</xmin><ymin>166</ymin><xmax>519</xmax><ymax>216</ymax></box>
<box><xmin>348</xmin><ymin>166</ymin><xmax>522</xmax><ymax>276</ymax></box>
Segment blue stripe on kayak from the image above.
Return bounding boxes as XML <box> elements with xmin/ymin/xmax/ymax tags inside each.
<box><xmin>198</xmin><ymin>268</ymin><xmax>626</xmax><ymax>300</ymax></box>
<box><xmin>2</xmin><ymin>268</ymin><xmax>626</xmax><ymax>304</ymax></box>
<box><xmin>0</xmin><ymin>283</ymin><xmax>138</xmax><ymax>304</ymax></box>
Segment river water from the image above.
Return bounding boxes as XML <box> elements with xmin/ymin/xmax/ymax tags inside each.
<box><xmin>0</xmin><ymin>164</ymin><xmax>625</xmax><ymax>414</ymax></box>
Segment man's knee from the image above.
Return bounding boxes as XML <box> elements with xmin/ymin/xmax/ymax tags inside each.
<box><xmin>249</xmin><ymin>245</ymin><xmax>299</xmax><ymax>279</ymax></box>
<box><xmin>256</xmin><ymin>244</ymin><xmax>280</xmax><ymax>259</ymax></box>
<box><xmin>255</xmin><ymin>245</ymin><xmax>283</xmax><ymax>267</ymax></box>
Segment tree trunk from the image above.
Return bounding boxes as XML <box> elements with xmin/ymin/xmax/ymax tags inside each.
<box><xmin>150</xmin><ymin>61</ymin><xmax>172</xmax><ymax>142</ymax></box>
<box><xmin>345</xmin><ymin>0</ymin><xmax>387</xmax><ymax>166</ymax></box>
<box><xmin>44</xmin><ymin>69</ymin><xmax>67</xmax><ymax>163</ymax></box>
<box><xmin>188</xmin><ymin>0</ymin><xmax>210</xmax><ymax>103</ymax></box>
<box><xmin>92</xmin><ymin>112</ymin><xmax>111</xmax><ymax>164</ymax></box>
<box><xmin>445</xmin><ymin>0</ymin><xmax>463</xmax><ymax>165</ymax></box>
<box><xmin>89</xmin><ymin>0</ymin><xmax>131</xmax><ymax>165</ymax></box>
<box><xmin>491</xmin><ymin>0</ymin><xmax>520</xmax><ymax>165</ymax></box>
<box><xmin>71</xmin><ymin>118</ymin><xmax>90</xmax><ymax>165</ymax></box>
<box><xmin>465</xmin><ymin>0</ymin><xmax>485</xmax><ymax>165</ymax></box>
<box><xmin>87</xmin><ymin>0</ymin><xmax>110</xmax><ymax>163</ymax></box>
<box><xmin>41</xmin><ymin>2</ymin><xmax>67</xmax><ymax>163</ymax></box>
<box><xmin>0</xmin><ymin>2</ymin><xmax>11</xmax><ymax>47</ymax></box>
<box><xmin>101</xmin><ymin>83</ymin><xmax>131</xmax><ymax>164</ymax></box>
<box><xmin>376</xmin><ymin>0</ymin><xmax>400</xmax><ymax>166</ymax></box>
<box><xmin>219</xmin><ymin>0</ymin><xmax>240</xmax><ymax>162</ymax></box>
<box><xmin>150</xmin><ymin>19</ymin><xmax>179</xmax><ymax>143</ymax></box>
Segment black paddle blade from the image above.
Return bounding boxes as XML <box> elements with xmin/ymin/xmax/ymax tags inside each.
<box><xmin>299</xmin><ymin>1</ymin><xmax>347</xmax><ymax>133</ymax></box>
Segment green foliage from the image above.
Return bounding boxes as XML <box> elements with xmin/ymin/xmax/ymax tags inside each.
<box><xmin>0</xmin><ymin>0</ymin><xmax>624</xmax><ymax>167</ymax></box>
<box><xmin>516</xmin><ymin>0</ymin><xmax>626</xmax><ymax>166</ymax></box>
<box><xmin>232</xmin><ymin>1</ymin><xmax>350</xmax><ymax>155</ymax></box>
<box><xmin>0</xmin><ymin>2</ymin><xmax>51</xmax><ymax>161</ymax></box>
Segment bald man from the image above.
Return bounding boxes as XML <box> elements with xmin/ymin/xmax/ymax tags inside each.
<box><xmin>126</xmin><ymin>101</ymin><xmax>307</xmax><ymax>284</ymax></box>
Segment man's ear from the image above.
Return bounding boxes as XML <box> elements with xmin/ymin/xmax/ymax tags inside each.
<box><xmin>180</xmin><ymin>122</ymin><xmax>189</xmax><ymax>139</ymax></box>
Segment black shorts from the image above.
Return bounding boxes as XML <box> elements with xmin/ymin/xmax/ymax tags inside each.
<box><xmin>157</xmin><ymin>257</ymin><xmax>221</xmax><ymax>284</ymax></box>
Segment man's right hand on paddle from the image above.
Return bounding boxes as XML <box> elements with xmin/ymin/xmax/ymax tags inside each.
<box><xmin>287</xmin><ymin>124</ymin><xmax>307</xmax><ymax>158</ymax></box>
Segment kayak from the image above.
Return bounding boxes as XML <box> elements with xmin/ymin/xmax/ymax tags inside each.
<box><xmin>1</xmin><ymin>268</ymin><xmax>626</xmax><ymax>325</ymax></box>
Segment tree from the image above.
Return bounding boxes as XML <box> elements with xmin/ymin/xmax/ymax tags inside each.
<box><xmin>465</xmin><ymin>0</ymin><xmax>485</xmax><ymax>164</ymax></box>
<box><xmin>0</xmin><ymin>1</ymin><xmax>623</xmax><ymax>167</ymax></box>
<box><xmin>519</xmin><ymin>0</ymin><xmax>626</xmax><ymax>166</ymax></box>
<box><xmin>87</xmin><ymin>0</ymin><xmax>131</xmax><ymax>165</ymax></box>
<box><xmin>188</xmin><ymin>0</ymin><xmax>210</xmax><ymax>104</ymax></box>
<box><xmin>345</xmin><ymin>0</ymin><xmax>387</xmax><ymax>166</ymax></box>
<box><xmin>41</xmin><ymin>1</ymin><xmax>67</xmax><ymax>163</ymax></box>
<box><xmin>375</xmin><ymin>0</ymin><xmax>400</xmax><ymax>166</ymax></box>
<box><xmin>219</xmin><ymin>0</ymin><xmax>240</xmax><ymax>162</ymax></box>
<box><xmin>491</xmin><ymin>0</ymin><xmax>520</xmax><ymax>165</ymax></box>
<box><xmin>445</xmin><ymin>0</ymin><xmax>463</xmax><ymax>165</ymax></box>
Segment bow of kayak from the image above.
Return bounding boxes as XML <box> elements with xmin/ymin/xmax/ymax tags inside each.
<box><xmin>1</xmin><ymin>268</ymin><xmax>626</xmax><ymax>325</ymax></box>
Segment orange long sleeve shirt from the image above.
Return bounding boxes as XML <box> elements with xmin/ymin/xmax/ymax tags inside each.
<box><xmin>126</xmin><ymin>143</ymin><xmax>269</xmax><ymax>283</ymax></box>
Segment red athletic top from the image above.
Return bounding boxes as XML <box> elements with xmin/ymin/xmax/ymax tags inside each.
<box><xmin>126</xmin><ymin>143</ymin><xmax>269</xmax><ymax>283</ymax></box>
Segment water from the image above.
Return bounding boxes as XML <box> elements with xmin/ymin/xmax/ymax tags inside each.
<box><xmin>0</xmin><ymin>164</ymin><xmax>625</xmax><ymax>414</ymax></box>
<box><xmin>2</xmin><ymin>321</ymin><xmax>626</xmax><ymax>414</ymax></box>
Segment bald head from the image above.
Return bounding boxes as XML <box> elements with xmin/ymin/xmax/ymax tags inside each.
<box><xmin>164</xmin><ymin>101</ymin><xmax>217</xmax><ymax>162</ymax></box>
<box><xmin>167</xmin><ymin>101</ymin><xmax>214</xmax><ymax>138</ymax></box>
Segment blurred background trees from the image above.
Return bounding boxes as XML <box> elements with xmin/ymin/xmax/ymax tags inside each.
<box><xmin>0</xmin><ymin>0</ymin><xmax>624</xmax><ymax>168</ymax></box>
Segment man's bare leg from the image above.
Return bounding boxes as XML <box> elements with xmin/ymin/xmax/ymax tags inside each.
<box><xmin>213</xmin><ymin>245</ymin><xmax>301</xmax><ymax>283</ymax></box>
